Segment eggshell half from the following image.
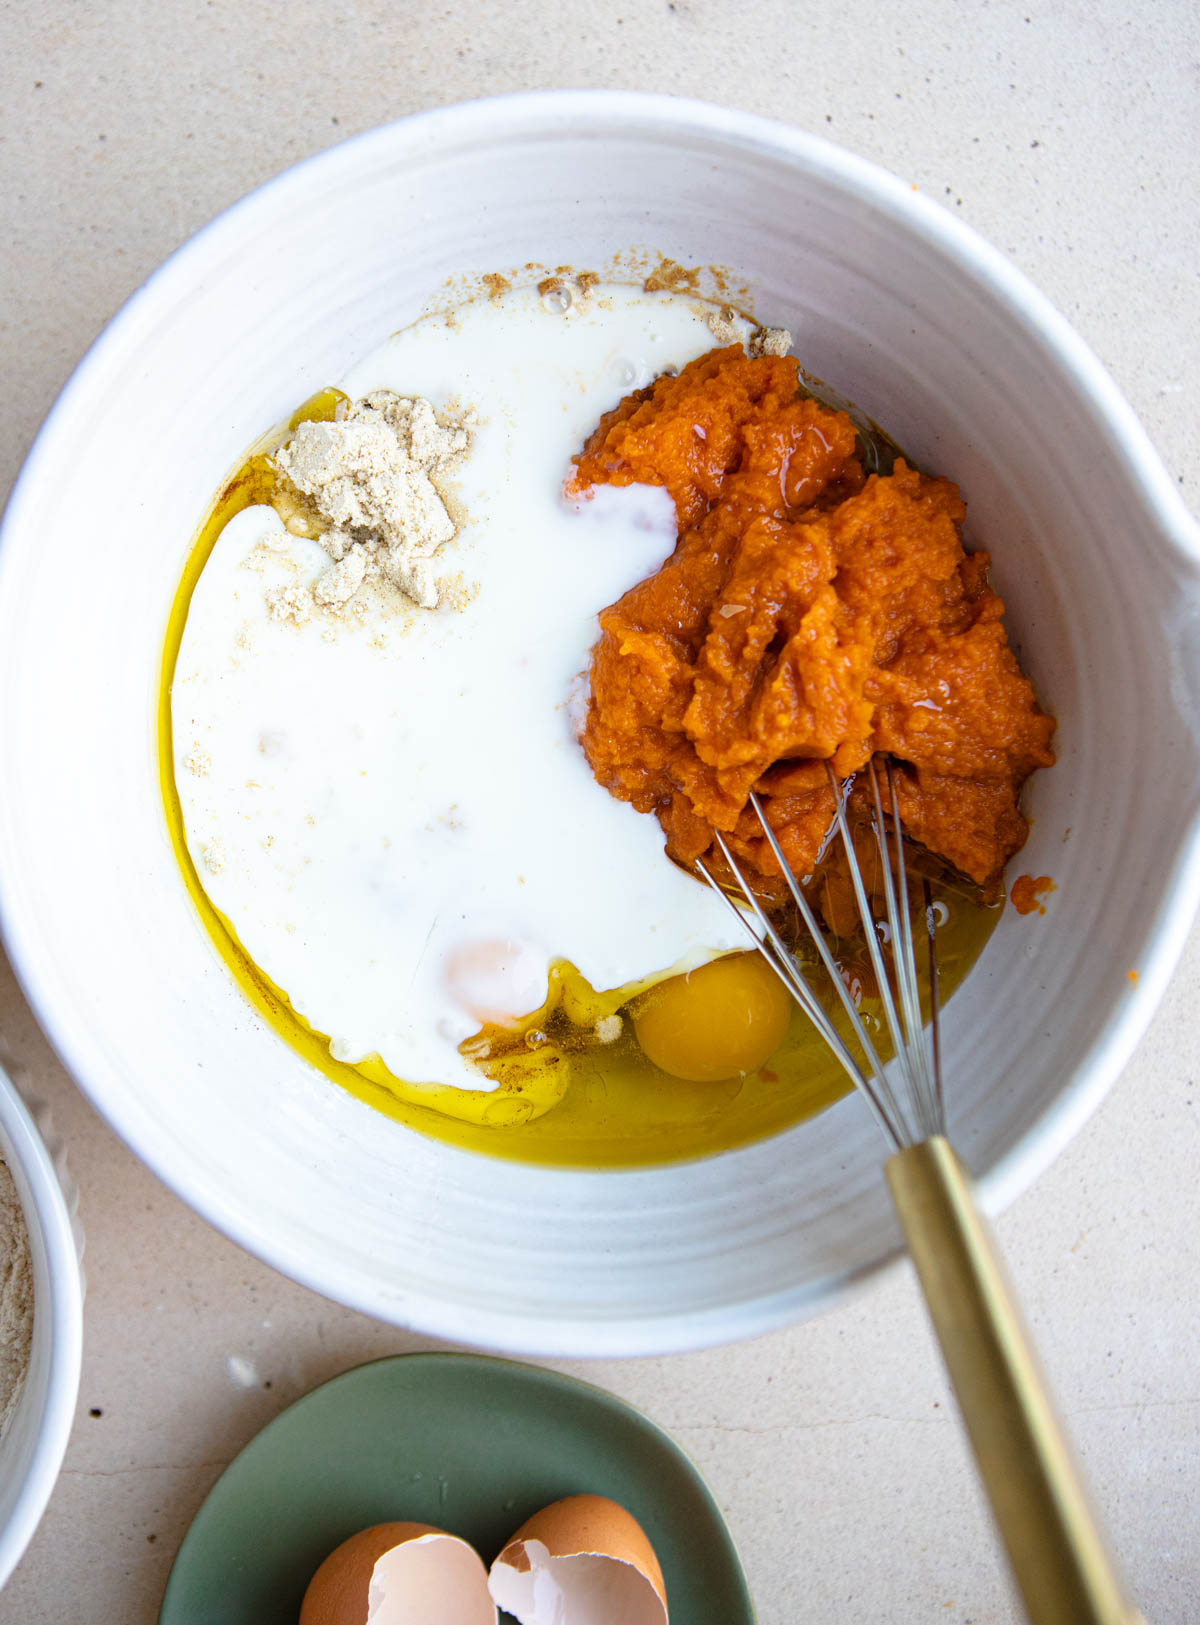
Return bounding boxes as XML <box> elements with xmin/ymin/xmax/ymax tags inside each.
<box><xmin>488</xmin><ymin>1494</ymin><xmax>668</xmax><ymax>1625</ymax></box>
<box><xmin>300</xmin><ymin>1521</ymin><xmax>497</xmax><ymax>1625</ymax></box>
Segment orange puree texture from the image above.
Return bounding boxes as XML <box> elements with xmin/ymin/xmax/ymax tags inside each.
<box><xmin>571</xmin><ymin>347</ymin><xmax>1056</xmax><ymax>895</ymax></box>
<box><xmin>1010</xmin><ymin>874</ymin><xmax>1057</xmax><ymax>915</ymax></box>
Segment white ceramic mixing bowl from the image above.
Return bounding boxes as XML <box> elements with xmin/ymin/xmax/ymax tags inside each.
<box><xmin>1</xmin><ymin>92</ymin><xmax>1198</xmax><ymax>1357</ymax></box>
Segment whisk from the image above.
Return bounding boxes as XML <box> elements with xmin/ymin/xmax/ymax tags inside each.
<box><xmin>699</xmin><ymin>756</ymin><xmax>1143</xmax><ymax>1625</ymax></box>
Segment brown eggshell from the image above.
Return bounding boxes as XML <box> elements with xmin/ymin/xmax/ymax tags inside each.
<box><xmin>488</xmin><ymin>1494</ymin><xmax>667</xmax><ymax>1624</ymax></box>
<box><xmin>300</xmin><ymin>1521</ymin><xmax>496</xmax><ymax>1625</ymax></box>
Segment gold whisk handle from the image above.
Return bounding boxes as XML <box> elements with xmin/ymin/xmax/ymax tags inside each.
<box><xmin>885</xmin><ymin>1136</ymin><xmax>1144</xmax><ymax>1625</ymax></box>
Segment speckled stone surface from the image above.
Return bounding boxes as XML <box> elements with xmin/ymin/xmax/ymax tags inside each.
<box><xmin>1</xmin><ymin>3</ymin><xmax>1198</xmax><ymax>1620</ymax></box>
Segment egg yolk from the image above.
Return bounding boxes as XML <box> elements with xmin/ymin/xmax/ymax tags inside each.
<box><xmin>632</xmin><ymin>952</ymin><xmax>793</xmax><ymax>1083</ymax></box>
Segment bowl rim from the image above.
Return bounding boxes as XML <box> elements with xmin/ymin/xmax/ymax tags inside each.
<box><xmin>2</xmin><ymin>88</ymin><xmax>1199</xmax><ymax>1356</ymax></box>
<box><xmin>0</xmin><ymin>1065</ymin><xmax>84</xmax><ymax>1587</ymax></box>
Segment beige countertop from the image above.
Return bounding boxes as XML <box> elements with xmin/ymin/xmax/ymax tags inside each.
<box><xmin>2</xmin><ymin>3</ymin><xmax>1198</xmax><ymax>1620</ymax></box>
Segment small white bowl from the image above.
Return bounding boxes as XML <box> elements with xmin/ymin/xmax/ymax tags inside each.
<box><xmin>0</xmin><ymin>1063</ymin><xmax>83</xmax><ymax>1588</ymax></box>
<box><xmin>1</xmin><ymin>92</ymin><xmax>1198</xmax><ymax>1357</ymax></box>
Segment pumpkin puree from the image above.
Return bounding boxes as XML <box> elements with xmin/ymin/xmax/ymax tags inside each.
<box><xmin>571</xmin><ymin>346</ymin><xmax>1055</xmax><ymax>896</ymax></box>
<box><xmin>1010</xmin><ymin>874</ymin><xmax>1057</xmax><ymax>916</ymax></box>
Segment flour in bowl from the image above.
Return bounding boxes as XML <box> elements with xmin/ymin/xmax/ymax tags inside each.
<box><xmin>0</xmin><ymin>1161</ymin><xmax>32</xmax><ymax>1438</ymax></box>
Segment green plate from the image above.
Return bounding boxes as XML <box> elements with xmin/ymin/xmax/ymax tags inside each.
<box><xmin>159</xmin><ymin>1353</ymin><xmax>754</xmax><ymax>1624</ymax></box>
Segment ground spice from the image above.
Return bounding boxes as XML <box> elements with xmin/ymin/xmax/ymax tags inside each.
<box><xmin>272</xmin><ymin>390</ymin><xmax>474</xmax><ymax>615</ymax></box>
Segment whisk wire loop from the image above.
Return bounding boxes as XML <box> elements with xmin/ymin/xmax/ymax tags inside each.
<box><xmin>696</xmin><ymin>761</ymin><xmax>943</xmax><ymax>1153</ymax></box>
<box><xmin>870</xmin><ymin>759</ymin><xmax>940</xmax><ymax>1141</ymax></box>
<box><xmin>923</xmin><ymin>875</ymin><xmax>945</xmax><ymax>1126</ymax></box>
<box><xmin>824</xmin><ymin>766</ymin><xmax>929</xmax><ymax>1148</ymax></box>
<box><xmin>694</xmin><ymin>846</ymin><xmax>903</xmax><ymax>1144</ymax></box>
<box><xmin>738</xmin><ymin>795</ymin><xmax>908</xmax><ymax>1148</ymax></box>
